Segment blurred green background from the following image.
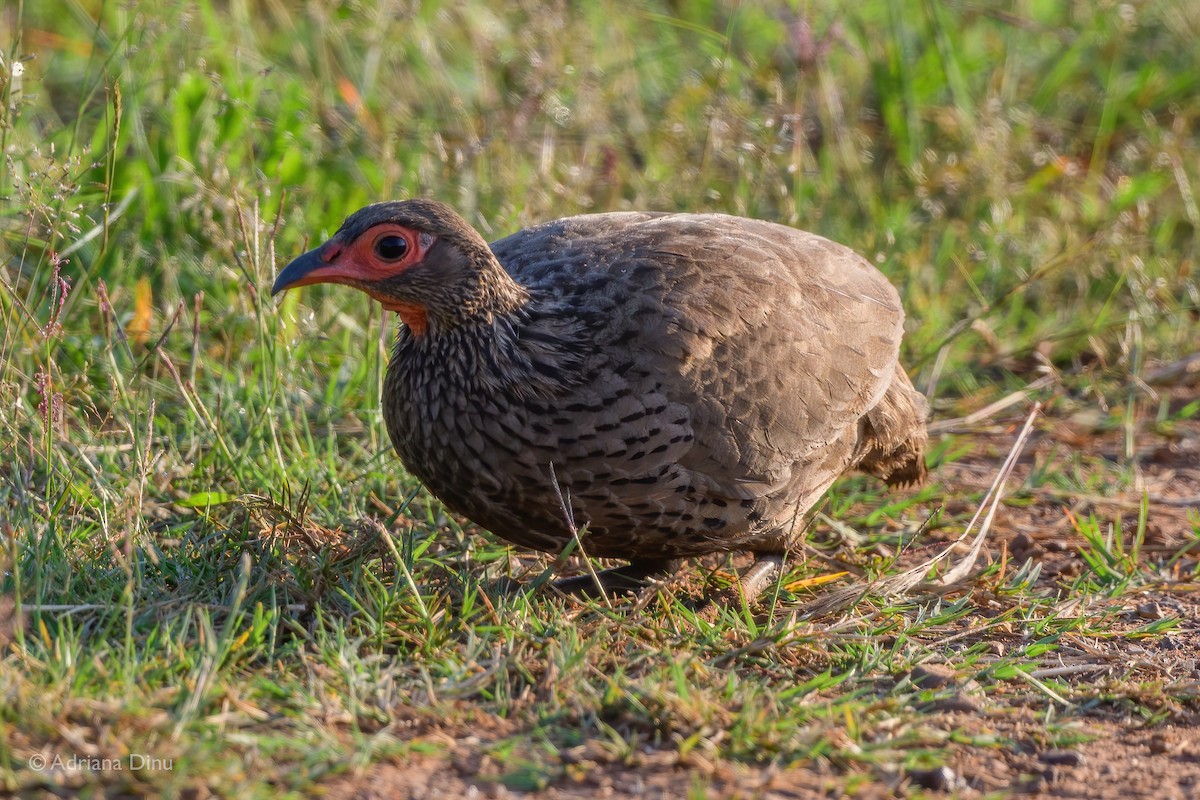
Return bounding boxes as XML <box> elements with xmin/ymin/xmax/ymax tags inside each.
<box><xmin>7</xmin><ymin>0</ymin><xmax>1197</xmax><ymax>394</ymax></box>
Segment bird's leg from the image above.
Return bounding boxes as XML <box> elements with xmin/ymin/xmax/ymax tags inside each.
<box><xmin>736</xmin><ymin>554</ymin><xmax>785</xmax><ymax>605</ymax></box>
<box><xmin>552</xmin><ymin>558</ymin><xmax>683</xmax><ymax>598</ymax></box>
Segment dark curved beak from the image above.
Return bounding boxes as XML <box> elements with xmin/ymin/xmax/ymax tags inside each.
<box><xmin>271</xmin><ymin>246</ymin><xmax>330</xmax><ymax>295</ymax></box>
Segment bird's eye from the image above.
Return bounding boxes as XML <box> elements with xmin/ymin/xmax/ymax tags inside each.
<box><xmin>375</xmin><ymin>235</ymin><xmax>409</xmax><ymax>261</ymax></box>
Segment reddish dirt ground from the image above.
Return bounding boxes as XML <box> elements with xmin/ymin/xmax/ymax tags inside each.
<box><xmin>320</xmin><ymin>716</ymin><xmax>1200</xmax><ymax>799</ymax></box>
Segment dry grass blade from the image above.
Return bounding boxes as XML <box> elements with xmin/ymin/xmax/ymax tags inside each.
<box><xmin>799</xmin><ymin>403</ymin><xmax>1042</xmax><ymax>617</ymax></box>
<box><xmin>1145</xmin><ymin>352</ymin><xmax>1200</xmax><ymax>386</ymax></box>
<box><xmin>546</xmin><ymin>463</ymin><xmax>612</xmax><ymax>609</ymax></box>
<box><xmin>936</xmin><ymin>402</ymin><xmax>1041</xmax><ymax>585</ymax></box>
<box><xmin>240</xmin><ymin>492</ymin><xmax>387</xmax><ymax>562</ymax></box>
<box><xmin>928</xmin><ymin>376</ymin><xmax>1054</xmax><ymax>434</ymax></box>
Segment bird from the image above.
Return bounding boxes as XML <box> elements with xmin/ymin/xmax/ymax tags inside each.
<box><xmin>272</xmin><ymin>199</ymin><xmax>928</xmax><ymax>602</ymax></box>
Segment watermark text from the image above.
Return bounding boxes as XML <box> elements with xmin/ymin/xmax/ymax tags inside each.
<box><xmin>28</xmin><ymin>753</ymin><xmax>174</xmax><ymax>772</ymax></box>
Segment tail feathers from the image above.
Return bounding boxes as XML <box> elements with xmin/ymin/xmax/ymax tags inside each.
<box><xmin>857</xmin><ymin>367</ymin><xmax>929</xmax><ymax>488</ymax></box>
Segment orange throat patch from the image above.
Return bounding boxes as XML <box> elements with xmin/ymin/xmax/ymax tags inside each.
<box><xmin>383</xmin><ymin>301</ymin><xmax>429</xmax><ymax>335</ymax></box>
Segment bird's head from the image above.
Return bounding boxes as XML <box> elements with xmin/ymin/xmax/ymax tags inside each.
<box><xmin>272</xmin><ymin>199</ymin><xmax>521</xmax><ymax>335</ymax></box>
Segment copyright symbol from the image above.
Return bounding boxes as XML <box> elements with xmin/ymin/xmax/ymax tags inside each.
<box><xmin>29</xmin><ymin>754</ymin><xmax>46</xmax><ymax>771</ymax></box>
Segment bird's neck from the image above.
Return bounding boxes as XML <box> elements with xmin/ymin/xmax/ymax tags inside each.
<box><xmin>395</xmin><ymin>285</ymin><xmax>589</xmax><ymax>398</ymax></box>
<box><xmin>468</xmin><ymin>256</ymin><xmax>531</xmax><ymax>318</ymax></box>
<box><xmin>420</xmin><ymin>250</ymin><xmax>530</xmax><ymax>335</ymax></box>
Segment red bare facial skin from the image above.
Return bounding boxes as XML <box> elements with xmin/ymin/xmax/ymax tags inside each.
<box><xmin>272</xmin><ymin>224</ymin><xmax>432</xmax><ymax>335</ymax></box>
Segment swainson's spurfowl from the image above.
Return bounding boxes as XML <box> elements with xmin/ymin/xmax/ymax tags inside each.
<box><xmin>273</xmin><ymin>200</ymin><xmax>927</xmax><ymax>600</ymax></box>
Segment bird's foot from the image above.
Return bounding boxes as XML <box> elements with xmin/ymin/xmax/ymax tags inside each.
<box><xmin>735</xmin><ymin>554</ymin><xmax>785</xmax><ymax>605</ymax></box>
<box><xmin>689</xmin><ymin>554</ymin><xmax>786</xmax><ymax>618</ymax></box>
<box><xmin>551</xmin><ymin>559</ymin><xmax>682</xmax><ymax>599</ymax></box>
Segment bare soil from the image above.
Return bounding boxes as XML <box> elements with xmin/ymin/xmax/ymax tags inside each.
<box><xmin>319</xmin><ymin>715</ymin><xmax>1200</xmax><ymax>799</ymax></box>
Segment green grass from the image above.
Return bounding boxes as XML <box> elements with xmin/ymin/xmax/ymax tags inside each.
<box><xmin>3</xmin><ymin>0</ymin><xmax>1199</xmax><ymax>797</ymax></box>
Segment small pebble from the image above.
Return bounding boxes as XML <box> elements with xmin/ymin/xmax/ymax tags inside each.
<box><xmin>1038</xmin><ymin>750</ymin><xmax>1085</xmax><ymax>767</ymax></box>
<box><xmin>908</xmin><ymin>766</ymin><xmax>959</xmax><ymax>791</ymax></box>
<box><xmin>1136</xmin><ymin>601</ymin><xmax>1165</xmax><ymax>620</ymax></box>
<box><xmin>927</xmin><ymin>691</ymin><xmax>982</xmax><ymax>713</ymax></box>
<box><xmin>909</xmin><ymin>664</ymin><xmax>957</xmax><ymax>690</ymax></box>
<box><xmin>1148</xmin><ymin>734</ymin><xmax>1185</xmax><ymax>755</ymax></box>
